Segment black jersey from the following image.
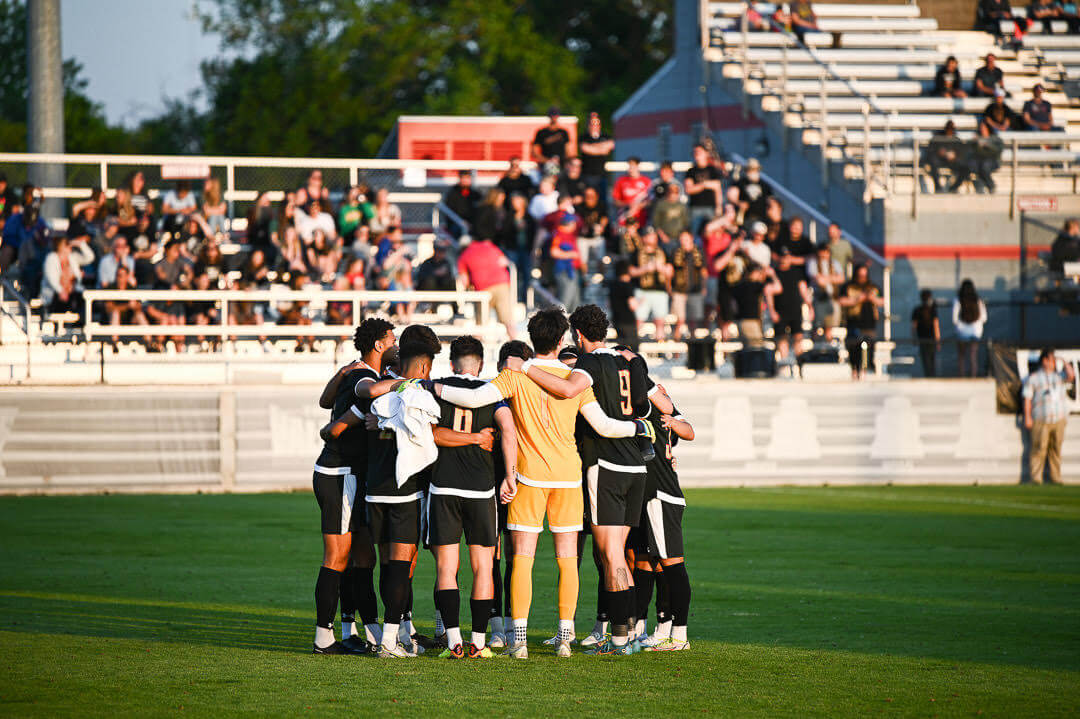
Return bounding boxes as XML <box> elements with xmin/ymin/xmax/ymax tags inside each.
<box><xmin>431</xmin><ymin>375</ymin><xmax>505</xmax><ymax>495</ymax></box>
<box><xmin>645</xmin><ymin>402</ymin><xmax>683</xmax><ymax>503</ymax></box>
<box><xmin>364</xmin><ymin>373</ymin><xmax>427</xmax><ymax>501</ymax></box>
<box><xmin>316</xmin><ymin>365</ymin><xmax>379</xmax><ymax>468</ymax></box>
<box><xmin>571</xmin><ymin>348</ymin><xmax>650</xmax><ymax>468</ymax></box>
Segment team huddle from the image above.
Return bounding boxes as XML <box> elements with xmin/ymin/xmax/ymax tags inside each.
<box><xmin>309</xmin><ymin>304</ymin><xmax>694</xmax><ymax>658</ymax></box>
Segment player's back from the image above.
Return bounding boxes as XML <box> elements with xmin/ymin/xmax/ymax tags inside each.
<box><xmin>572</xmin><ymin>348</ymin><xmax>645</xmax><ymax>467</ymax></box>
<box><xmin>432</xmin><ymin>375</ymin><xmax>499</xmax><ymax>493</ymax></box>
<box><xmin>491</xmin><ymin>359</ymin><xmax>594</xmax><ymax>488</ymax></box>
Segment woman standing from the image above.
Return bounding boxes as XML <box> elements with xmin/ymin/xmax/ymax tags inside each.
<box><xmin>952</xmin><ymin>279</ymin><xmax>987</xmax><ymax>378</ymax></box>
<box><xmin>911</xmin><ymin>289</ymin><xmax>941</xmax><ymax>377</ymax></box>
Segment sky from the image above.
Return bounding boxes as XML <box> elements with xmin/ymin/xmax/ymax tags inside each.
<box><xmin>61</xmin><ymin>0</ymin><xmax>219</xmax><ymax>127</ymax></box>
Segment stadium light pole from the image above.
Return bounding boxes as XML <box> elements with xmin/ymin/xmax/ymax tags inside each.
<box><xmin>27</xmin><ymin>0</ymin><xmax>65</xmax><ymax>221</ymax></box>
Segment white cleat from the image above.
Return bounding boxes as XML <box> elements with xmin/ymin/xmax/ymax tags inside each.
<box><xmin>555</xmin><ymin>640</ymin><xmax>572</xmax><ymax>658</ymax></box>
<box><xmin>580</xmin><ymin>628</ymin><xmax>607</xmax><ymax>647</ymax></box>
<box><xmin>376</xmin><ymin>643</ymin><xmax>414</xmax><ymax>658</ymax></box>
<box><xmin>505</xmin><ymin>640</ymin><xmax>528</xmax><ymax>659</ymax></box>
<box><xmin>644</xmin><ymin>638</ymin><xmax>690</xmax><ymax>652</ymax></box>
<box><xmin>489</xmin><ymin>632</ymin><xmax>506</xmax><ymax>649</ymax></box>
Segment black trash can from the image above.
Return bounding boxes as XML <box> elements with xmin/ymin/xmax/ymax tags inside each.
<box><xmin>686</xmin><ymin>337</ymin><xmax>716</xmax><ymax>372</ymax></box>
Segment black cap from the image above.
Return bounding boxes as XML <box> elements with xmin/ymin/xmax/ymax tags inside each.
<box><xmin>547</xmin><ymin>105</ymin><xmax>560</xmax><ymax>117</ymax></box>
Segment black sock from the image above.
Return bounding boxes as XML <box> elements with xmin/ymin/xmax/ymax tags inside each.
<box><xmin>609</xmin><ymin>588</ymin><xmax>632</xmax><ymax>638</ymax></box>
<box><xmin>502</xmin><ymin>554</ymin><xmax>514</xmax><ymax>617</ymax></box>
<box><xmin>664</xmin><ymin>562</ymin><xmax>691</xmax><ymax>627</ymax></box>
<box><xmin>339</xmin><ymin>567</ymin><xmax>357</xmax><ymax>625</ymax></box>
<box><xmin>597</xmin><ymin>588</ymin><xmax>610</xmax><ymax>623</ymax></box>
<box><xmin>491</xmin><ymin>562</ymin><xmax>503</xmax><ymax>618</ymax></box>
<box><xmin>471</xmin><ymin>598</ymin><xmax>493</xmax><ymax>636</ymax></box>
<box><xmin>655</xmin><ymin>568</ymin><xmax>671</xmax><ymax>625</ymax></box>
<box><xmin>355</xmin><ymin>566</ymin><xmax>378</xmax><ymax>626</ymax></box>
<box><xmin>380</xmin><ymin>560</ymin><xmax>412</xmax><ymax>626</ymax></box>
<box><xmin>434</xmin><ymin>588</ymin><xmax>460</xmax><ymax>631</ymax></box>
<box><xmin>403</xmin><ymin>584</ymin><xmax>414</xmax><ymax>626</ymax></box>
<box><xmin>633</xmin><ymin>568</ymin><xmax>655</xmax><ymax>623</ymax></box>
<box><xmin>315</xmin><ymin>566</ymin><xmax>342</xmax><ymax>630</ymax></box>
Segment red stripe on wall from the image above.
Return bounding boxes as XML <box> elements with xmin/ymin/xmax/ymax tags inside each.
<box><xmin>884</xmin><ymin>245</ymin><xmax>1051</xmax><ymax>260</ymax></box>
<box><xmin>615</xmin><ymin>105</ymin><xmax>764</xmax><ymax>140</ymax></box>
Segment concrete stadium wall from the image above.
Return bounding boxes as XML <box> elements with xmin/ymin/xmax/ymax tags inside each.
<box><xmin>0</xmin><ymin>379</ymin><xmax>1074</xmax><ymax>495</ymax></box>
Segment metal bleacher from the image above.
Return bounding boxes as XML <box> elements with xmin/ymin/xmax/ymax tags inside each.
<box><xmin>709</xmin><ymin>1</ymin><xmax>1080</xmax><ymax>198</ymax></box>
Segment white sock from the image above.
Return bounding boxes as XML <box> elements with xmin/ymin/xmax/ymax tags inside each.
<box><xmin>364</xmin><ymin>623</ymin><xmax>382</xmax><ymax>644</ymax></box>
<box><xmin>381</xmin><ymin>622</ymin><xmax>399</xmax><ymax>650</ymax></box>
<box><xmin>558</xmin><ymin>619</ymin><xmax>575</xmax><ymax>643</ymax></box>
<box><xmin>341</xmin><ymin>620</ymin><xmax>356</xmax><ymax>641</ymax></box>
<box><xmin>635</xmin><ymin>618</ymin><xmax>646</xmax><ymax>637</ymax></box>
<box><xmin>314</xmin><ymin>625</ymin><xmax>336</xmax><ymax>648</ymax></box>
<box><xmin>401</xmin><ymin>614</ymin><xmax>415</xmax><ymax>637</ymax></box>
<box><xmin>435</xmin><ymin>610</ymin><xmax>445</xmax><ymax>637</ymax></box>
<box><xmin>654</xmin><ymin>620</ymin><xmax>672</xmax><ymax>640</ymax></box>
<box><xmin>512</xmin><ymin>619</ymin><xmax>528</xmax><ymax>644</ymax></box>
<box><xmin>446</xmin><ymin>627</ymin><xmax>462</xmax><ymax>649</ymax></box>
<box><xmin>472</xmin><ymin>631</ymin><xmax>486</xmax><ymax>649</ymax></box>
<box><xmin>490</xmin><ymin>615</ymin><xmax>504</xmax><ymax>637</ymax></box>
<box><xmin>672</xmin><ymin>625</ymin><xmax>687</xmax><ymax>642</ymax></box>
<box><xmin>612</xmin><ymin>633</ymin><xmax>628</xmax><ymax>647</ymax></box>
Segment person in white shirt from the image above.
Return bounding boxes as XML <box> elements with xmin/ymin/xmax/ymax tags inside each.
<box><xmin>294</xmin><ymin>199</ymin><xmax>338</xmax><ymax>243</ymax></box>
<box><xmin>41</xmin><ymin>235</ymin><xmax>95</xmax><ymax>316</ymax></box>
<box><xmin>1023</xmin><ymin>348</ymin><xmax>1076</xmax><ymax>485</ymax></box>
<box><xmin>97</xmin><ymin>234</ymin><xmax>135</xmax><ymax>288</ymax></box>
<box><xmin>952</xmin><ymin>278</ymin><xmax>987</xmax><ymax>377</ymax></box>
<box><xmin>743</xmin><ymin>221</ymin><xmax>772</xmax><ymax>269</ymax></box>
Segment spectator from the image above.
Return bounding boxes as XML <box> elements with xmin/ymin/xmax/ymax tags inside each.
<box><xmin>497</xmin><ymin>157</ymin><xmax>535</xmax><ymax>208</ymax></box>
<box><xmin>619</xmin><ymin>217</ymin><xmax>643</xmax><ymax>257</ymax></box>
<box><xmin>650</xmin><ymin>182</ymin><xmax>689</xmax><ymax>245</ymax></box>
<box><xmin>735</xmin><ymin>158</ymin><xmax>773</xmax><ymax>227</ymax></box>
<box><xmin>982</xmin><ymin>88</ymin><xmax>1019</xmax><ymax>133</ymax></box>
<box><xmin>1063</xmin><ymin>1</ymin><xmax>1080</xmax><ymax>33</ymax></box>
<box><xmin>501</xmin><ymin>192</ymin><xmax>536</xmax><ymax>300</ymax></box>
<box><xmin>457</xmin><ymin>235</ymin><xmax>516</xmax><ymax>339</ymax></box>
<box><xmin>980</xmin><ymin>0</ymin><xmax>1026</xmax><ymax>36</ymax></box>
<box><xmin>550</xmin><ymin>213</ymin><xmax>582</xmax><ymax>311</ymax></box>
<box><xmin>556</xmin><ymin>157</ymin><xmax>588</xmax><ymax>207</ymax></box>
<box><xmin>176</xmin><ymin>213</ymin><xmax>214</xmax><ymax>255</ymax></box>
<box><xmin>41</xmin><ymin>235</ymin><xmax>94</xmax><ymax>320</ymax></box>
<box><xmin>2</xmin><ymin>186</ymin><xmax>47</xmax><ymax>273</ymax></box>
<box><xmin>911</xmin><ymin>289</ymin><xmax>941</xmax><ymax>377</ymax></box>
<box><xmin>415</xmin><ymin>239</ymin><xmax>456</xmax><ymax>292</ymax></box>
<box><xmin>373</xmin><ymin>228</ymin><xmax>414</xmax><ymax>320</ymax></box>
<box><xmin>527</xmin><ymin>175</ymin><xmax>560</xmax><ymax>227</ymax></box>
<box><xmin>732</xmin><ymin>263</ymin><xmax>781</xmax><ymax>346</ymax></box>
<box><xmin>743</xmin><ymin>221</ymin><xmax>773</xmax><ymax>268</ymax></box>
<box><xmin>1023</xmin><ymin>347</ymin><xmax>1075</xmax><ymax>485</ymax></box>
<box><xmin>532</xmin><ymin>106</ymin><xmax>573</xmax><ymax>172</ymax></box>
<box><xmin>1029</xmin><ymin>0</ymin><xmax>1063</xmax><ymax>30</ymax></box>
<box><xmin>369</xmin><ymin>188</ymin><xmax>402</xmax><ymax>235</ymax></box>
<box><xmin>933</xmin><ymin>56</ymin><xmax>967</xmax><ymax>98</ymax></box>
<box><xmin>195</xmin><ymin>238</ymin><xmax>229</xmax><ymax>288</ymax></box>
<box><xmin>925</xmin><ymin>120</ymin><xmax>967</xmax><ymax>193</ymax></box>
<box><xmin>629</xmin><ymin>226</ymin><xmax>672</xmax><ymax>341</ymax></box>
<box><xmin>613</xmin><ymin>156</ymin><xmax>652</xmax><ymax>228</ymax></box>
<box><xmin>1050</xmin><ymin>218</ymin><xmax>1080</xmax><ymax>276</ymax></box>
<box><xmin>579</xmin><ymin>111</ymin><xmax>614</xmax><ymax>194</ymax></box>
<box><xmin>130</xmin><ymin>214</ymin><xmax>157</xmax><ymax>287</ymax></box>
<box><xmin>294</xmin><ymin>198</ymin><xmax>337</xmax><ymax>243</ymax></box>
<box><xmin>953</xmin><ymin>278</ymin><xmax>988</xmax><ymax>378</ymax></box>
<box><xmin>0</xmin><ymin>171</ymin><xmax>17</xmax><ymax>220</ymax></box>
<box><xmin>337</xmin><ymin>186</ymin><xmax>369</xmax><ymax>251</ymax></box>
<box><xmin>161</xmin><ymin>180</ymin><xmax>198</xmax><ymax>234</ymax></box>
<box><xmin>240</xmin><ymin>247</ymin><xmax>271</xmax><ymax>288</ymax></box>
<box><xmin>788</xmin><ymin>0</ymin><xmax>819</xmax><ymax>42</ymax></box>
<box><xmin>968</xmin><ymin>121</ymin><xmax>1005</xmax><ymax>193</ymax></box>
<box><xmin>650</xmin><ymin>161</ymin><xmax>681</xmax><ymax>204</ymax></box>
<box><xmin>187</xmin><ymin>269</ymin><xmax>221</xmax><ymax>348</ymax></box>
<box><xmin>703</xmin><ymin>208</ymin><xmax>742</xmax><ymax>338</ymax></box>
<box><xmin>66</xmin><ymin>200</ymin><xmax>102</xmax><ymax>263</ymax></box>
<box><xmin>278</xmin><ymin>274</ymin><xmax>316</xmax><ymax>352</ymax></box>
<box><xmin>297</xmin><ymin>169</ymin><xmax>328</xmax><ymax>207</ymax></box>
<box><xmin>98</xmin><ymin>234</ymin><xmax>135</xmax><ymax>288</ymax></box>
<box><xmin>327</xmin><ymin>276</ymin><xmax>353</xmax><ymax>327</ymax></box>
<box><xmin>684</xmin><ymin>144</ymin><xmax>724</xmax><ymax>234</ymax></box>
<box><xmin>443</xmin><ymin>170</ymin><xmax>480</xmax><ymax>238</ymax></box>
<box><xmin>609</xmin><ymin>258</ymin><xmax>639</xmax><ymax>352</ymax></box>
<box><xmin>576</xmin><ymin>186</ymin><xmax>610</xmax><ymax>272</ymax></box>
<box><xmin>972</xmin><ymin>54</ymin><xmax>1004</xmax><ymax>97</ymax></box>
<box><xmin>825</xmin><ymin>222</ymin><xmax>853</xmax><ymax>279</ymax></box>
<box><xmin>838</xmin><ymin>264</ymin><xmax>885</xmax><ymax>379</ymax></box>
<box><xmin>124</xmin><ymin>171</ymin><xmax>152</xmax><ymax>220</ymax></box>
<box><xmin>473</xmin><ymin>188</ymin><xmax>506</xmax><ymax>243</ymax></box>
<box><xmin>1022</xmin><ymin>84</ymin><xmax>1058</xmax><ymax>131</ymax></box>
<box><xmin>670</xmin><ymin>231</ymin><xmax>707</xmax><ymax>340</ymax></box>
<box><xmin>773</xmin><ymin>215</ymin><xmax>814</xmax><ymax>265</ymax></box>
<box><xmin>113</xmin><ymin>187</ymin><xmax>138</xmax><ymax>237</ymax></box>
<box><xmin>202</xmin><ymin>178</ymin><xmax>228</xmax><ymax>235</ymax></box>
<box><xmin>772</xmin><ymin>248</ymin><xmax>814</xmax><ymax>361</ymax></box>
<box><xmin>103</xmin><ymin>263</ymin><xmax>148</xmax><ymax>343</ymax></box>
<box><xmin>343</xmin><ymin>256</ymin><xmax>366</xmax><ymax>290</ymax></box>
<box><xmin>805</xmin><ymin>244</ymin><xmax>844</xmax><ymax>340</ymax></box>
<box><xmin>762</xmin><ymin>195</ymin><xmax>787</xmax><ymax>247</ymax></box>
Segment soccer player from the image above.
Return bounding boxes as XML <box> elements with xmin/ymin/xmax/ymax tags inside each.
<box><xmin>636</xmin><ymin>384</ymin><xmax>694</xmax><ymax>652</ymax></box>
<box><xmin>427</xmin><ymin>308</ymin><xmax>654</xmax><ymax>659</ymax></box>
<box><xmin>505</xmin><ymin>304</ymin><xmax>673</xmax><ymax>655</ymax></box>
<box><xmin>427</xmin><ymin>336</ymin><xmax>518</xmax><ymax>659</ymax></box>
<box><xmin>310</xmin><ymin>318</ymin><xmax>395</xmax><ymax>654</ymax></box>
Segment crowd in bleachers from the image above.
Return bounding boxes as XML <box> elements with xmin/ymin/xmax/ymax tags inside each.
<box><xmin>979</xmin><ymin>0</ymin><xmax>1080</xmax><ymax>38</ymax></box>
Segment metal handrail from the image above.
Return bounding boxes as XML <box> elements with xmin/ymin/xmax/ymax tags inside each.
<box><xmin>434</xmin><ymin>200</ymin><xmax>471</xmax><ymax>237</ymax></box>
<box><xmin>0</xmin><ymin>277</ymin><xmax>34</xmax><ymax>378</ymax></box>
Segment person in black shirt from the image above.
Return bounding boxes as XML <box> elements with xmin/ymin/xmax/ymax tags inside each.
<box><xmin>670</xmin><ymin>231</ymin><xmax>707</xmax><ymax>340</ymax></box>
<box><xmin>428</xmin><ymin>336</ymin><xmax>517</xmax><ymax>658</ymax></box>
<box><xmin>735</xmin><ymin>158</ymin><xmax>772</xmax><ymax>226</ymax></box>
<box><xmin>557</xmin><ymin>157</ymin><xmax>589</xmax><ymax>207</ymax></box>
<box><xmin>910</xmin><ymin>289</ymin><xmax>941</xmax><ymax>377</ymax></box>
<box><xmin>982</xmin><ymin>88</ymin><xmax>1019</xmax><ymax>133</ymax></box>
<box><xmin>932</xmin><ymin>56</ymin><xmax>967</xmax><ymax>98</ymax></box>
<box><xmin>532</xmin><ymin>107</ymin><xmax>573</xmax><ymax>169</ymax></box>
<box><xmin>838</xmin><ymin>264</ymin><xmax>885</xmax><ymax>379</ymax></box>
<box><xmin>772</xmin><ymin>216</ymin><xmax>815</xmax><ymax>265</ymax></box>
<box><xmin>443</xmin><ymin>170</ymin><xmax>480</xmax><ymax>239</ymax></box>
<box><xmin>1049</xmin><ymin>218</ymin><xmax>1080</xmax><ymax>276</ymax></box>
<box><xmin>684</xmin><ymin>144</ymin><xmax>724</xmax><ymax>235</ymax></box>
<box><xmin>579</xmin><ymin>112</ymin><xmax>614</xmax><ymax>194</ymax></box>
<box><xmin>497</xmin><ymin>157</ymin><xmax>535</xmax><ymax>209</ymax></box>
<box><xmin>772</xmin><ymin>249</ymin><xmax>814</xmax><ymax>361</ymax></box>
<box><xmin>973</xmin><ymin>54</ymin><xmax>1004</xmax><ymax>97</ymax></box>
<box><xmin>732</xmin><ymin>263</ymin><xmax>781</xmax><ymax>345</ymax></box>
<box><xmin>415</xmin><ymin>240</ymin><xmax>457</xmax><ymax>293</ymax></box>
<box><xmin>310</xmin><ymin>317</ymin><xmax>396</xmax><ymax>654</ymax></box>
<box><xmin>609</xmin><ymin>259</ymin><xmax>639</xmax><ymax>352</ymax></box>
<box><xmin>924</xmin><ymin>120</ymin><xmax>967</xmax><ymax>193</ymax></box>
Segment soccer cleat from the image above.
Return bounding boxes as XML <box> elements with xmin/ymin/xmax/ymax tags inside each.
<box><xmin>637</xmin><ymin>634</ymin><xmax>660</xmax><ymax>649</ymax></box>
<box><xmin>644</xmin><ymin>638</ymin><xmax>690</xmax><ymax>652</ymax></box>
<box><xmin>403</xmin><ymin>639</ymin><xmax>424</xmax><ymax>656</ymax></box>
<box><xmin>555</xmin><ymin>640</ymin><xmax>572</xmax><ymax>658</ymax></box>
<box><xmin>437</xmin><ymin>644</ymin><xmax>466</xmax><ymax>659</ymax></box>
<box><xmin>312</xmin><ymin>641</ymin><xmax>358</xmax><ymax>655</ymax></box>
<box><xmin>580</xmin><ymin>628</ymin><xmax>608</xmax><ymax>647</ymax></box>
<box><xmin>504</xmin><ymin>640</ymin><xmax>529</xmax><ymax>659</ymax></box>
<box><xmin>340</xmin><ymin>636</ymin><xmax>372</xmax><ymax>654</ymax></box>
<box><xmin>411</xmin><ymin>632</ymin><xmax>435</xmax><ymax>650</ymax></box>
<box><xmin>584</xmin><ymin>639</ymin><xmax>633</xmax><ymax>656</ymax></box>
<box><xmin>468</xmin><ymin>644</ymin><xmax>496</xmax><ymax>659</ymax></box>
<box><xmin>376</xmin><ymin>643</ymin><xmax>414</xmax><ymax>658</ymax></box>
<box><xmin>432</xmin><ymin>633</ymin><xmax>448</xmax><ymax>650</ymax></box>
<box><xmin>489</xmin><ymin>632</ymin><xmax>506</xmax><ymax>649</ymax></box>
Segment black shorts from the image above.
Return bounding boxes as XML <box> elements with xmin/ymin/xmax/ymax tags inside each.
<box><xmin>626</xmin><ymin>519</ymin><xmax>650</xmax><ymax>555</ymax></box>
<box><xmin>366</xmin><ymin>497</ymin><xmax>422</xmax><ymax>546</ymax></box>
<box><xmin>497</xmin><ymin>497</ymin><xmax>509</xmax><ymax>533</ymax></box>
<box><xmin>425</xmin><ymin>491</ymin><xmax>497</xmax><ymax>547</ymax></box>
<box><xmin>642</xmin><ymin>496</ymin><xmax>685</xmax><ymax>559</ymax></box>
<box><xmin>586</xmin><ymin>461</ymin><xmax>646</xmax><ymax>528</ymax></box>
<box><xmin>313</xmin><ymin>465</ymin><xmax>360</xmax><ymax>535</ymax></box>
<box><xmin>776</xmin><ymin>317</ymin><xmax>803</xmax><ymax>338</ymax></box>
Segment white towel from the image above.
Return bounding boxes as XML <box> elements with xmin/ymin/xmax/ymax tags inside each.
<box><xmin>371</xmin><ymin>384</ymin><xmax>442</xmax><ymax>488</ymax></box>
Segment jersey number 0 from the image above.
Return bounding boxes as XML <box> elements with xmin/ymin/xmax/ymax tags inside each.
<box><xmin>452</xmin><ymin>407</ymin><xmax>474</xmax><ymax>433</ymax></box>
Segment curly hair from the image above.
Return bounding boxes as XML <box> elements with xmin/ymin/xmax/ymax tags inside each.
<box><xmin>527</xmin><ymin>308</ymin><xmax>569</xmax><ymax>355</ymax></box>
<box><xmin>569</xmin><ymin>304</ymin><xmax>609</xmax><ymax>343</ymax></box>
<box><xmin>353</xmin><ymin>317</ymin><xmax>395</xmax><ymax>354</ymax></box>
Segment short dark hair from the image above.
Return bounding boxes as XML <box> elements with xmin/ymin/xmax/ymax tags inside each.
<box><xmin>1040</xmin><ymin>347</ymin><xmax>1056</xmax><ymax>362</ymax></box>
<box><xmin>627</xmin><ymin>156</ymin><xmax>641</xmax><ymax>164</ymax></box>
<box><xmin>569</xmin><ymin>304</ymin><xmax>609</xmax><ymax>343</ymax></box>
<box><xmin>449</xmin><ymin>335</ymin><xmax>484</xmax><ymax>362</ymax></box>
<box><xmin>353</xmin><ymin>317</ymin><xmax>395</xmax><ymax>353</ymax></box>
<box><xmin>398</xmin><ymin>325</ymin><xmax>441</xmax><ymax>364</ymax></box>
<box><xmin>527</xmin><ymin>308</ymin><xmax>570</xmax><ymax>355</ymax></box>
<box><xmin>614</xmin><ymin>258</ymin><xmax>631</xmax><ymax>277</ymax></box>
<box><xmin>498</xmin><ymin>340</ymin><xmax>534</xmax><ymax>369</ymax></box>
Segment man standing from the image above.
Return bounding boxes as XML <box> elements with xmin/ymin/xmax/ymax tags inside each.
<box><xmin>579</xmin><ymin>112</ymin><xmax>614</xmax><ymax>195</ymax></box>
<box><xmin>497</xmin><ymin>157</ymin><xmax>535</xmax><ymax>208</ymax></box>
<box><xmin>629</xmin><ymin>227</ymin><xmax>673</xmax><ymax>342</ymax></box>
<box><xmin>443</xmin><ymin>171</ymin><xmax>480</xmax><ymax>238</ymax></box>
<box><xmin>532</xmin><ymin>107</ymin><xmax>573</xmax><ymax>171</ymax></box>
<box><xmin>1024</xmin><ymin>348</ymin><xmax>1075</xmax><ymax>485</ymax></box>
<box><xmin>670</xmin><ymin>231</ymin><xmax>707</xmax><ymax>341</ymax></box>
<box><xmin>457</xmin><ymin>237</ymin><xmax>516</xmax><ymax>339</ymax></box>
<box><xmin>684</xmin><ymin>145</ymin><xmax>723</xmax><ymax>235</ymax></box>
<box><xmin>613</xmin><ymin>157</ymin><xmax>653</xmax><ymax>228</ymax></box>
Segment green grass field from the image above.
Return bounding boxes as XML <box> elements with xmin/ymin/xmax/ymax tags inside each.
<box><xmin>1</xmin><ymin>486</ymin><xmax>1078</xmax><ymax>718</ymax></box>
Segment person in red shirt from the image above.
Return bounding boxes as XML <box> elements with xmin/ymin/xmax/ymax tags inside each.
<box><xmin>612</xmin><ymin>157</ymin><xmax>652</xmax><ymax>228</ymax></box>
<box><xmin>702</xmin><ymin>204</ymin><xmax>742</xmax><ymax>339</ymax></box>
<box><xmin>457</xmin><ymin>238</ymin><xmax>516</xmax><ymax>339</ymax></box>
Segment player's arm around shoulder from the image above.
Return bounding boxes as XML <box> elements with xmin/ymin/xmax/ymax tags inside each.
<box><xmin>662</xmin><ymin>413</ymin><xmax>695</xmax><ymax>442</ymax></box>
<box><xmin>434</xmin><ymin>374</ymin><xmax>508</xmax><ymax>408</ymax></box>
<box><xmin>508</xmin><ymin>355</ymin><xmax>592</xmax><ymax>399</ymax></box>
<box><xmin>432</xmin><ymin>423</ymin><xmax>494</xmax><ymax>451</ymax></box>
